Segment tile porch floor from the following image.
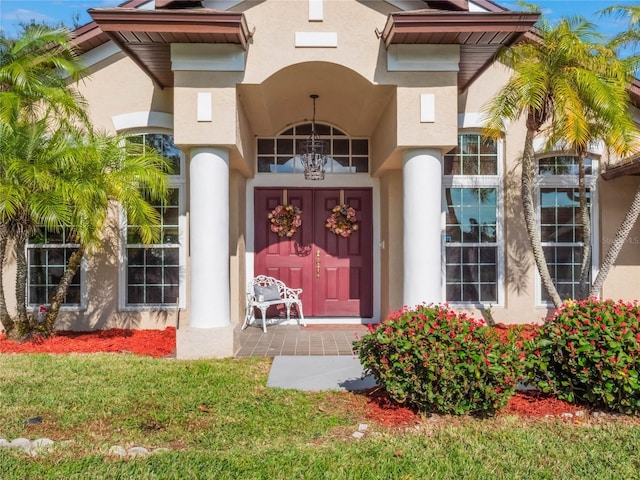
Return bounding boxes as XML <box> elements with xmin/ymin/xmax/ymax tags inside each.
<box><xmin>234</xmin><ymin>324</ymin><xmax>370</xmax><ymax>357</ymax></box>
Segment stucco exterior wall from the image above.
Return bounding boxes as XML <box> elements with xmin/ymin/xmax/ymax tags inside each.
<box><xmin>599</xmin><ymin>176</ymin><xmax>640</xmax><ymax>300</ymax></box>
<box><xmin>78</xmin><ymin>54</ymin><xmax>173</xmax><ymax>133</ymax></box>
<box><xmin>379</xmin><ymin>170</ymin><xmax>404</xmax><ymax>315</ymax></box>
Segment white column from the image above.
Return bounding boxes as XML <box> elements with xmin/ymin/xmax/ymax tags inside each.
<box><xmin>189</xmin><ymin>147</ymin><xmax>229</xmax><ymax>328</ymax></box>
<box><xmin>403</xmin><ymin>149</ymin><xmax>443</xmax><ymax>307</ymax></box>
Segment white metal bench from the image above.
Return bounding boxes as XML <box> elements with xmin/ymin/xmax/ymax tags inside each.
<box><xmin>243</xmin><ymin>275</ymin><xmax>306</xmax><ymax>333</ymax></box>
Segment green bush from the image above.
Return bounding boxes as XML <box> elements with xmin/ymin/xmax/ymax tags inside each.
<box><xmin>525</xmin><ymin>298</ymin><xmax>640</xmax><ymax>413</ymax></box>
<box><xmin>354</xmin><ymin>304</ymin><xmax>525</xmax><ymax>416</ymax></box>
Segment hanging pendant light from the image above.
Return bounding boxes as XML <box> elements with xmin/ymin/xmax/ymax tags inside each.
<box><xmin>299</xmin><ymin>94</ymin><xmax>328</xmax><ymax>180</ymax></box>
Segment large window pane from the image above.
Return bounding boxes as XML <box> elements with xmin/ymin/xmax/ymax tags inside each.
<box><xmin>126</xmin><ymin>187</ymin><xmax>181</xmax><ymax>307</ymax></box>
<box><xmin>27</xmin><ymin>237</ymin><xmax>81</xmax><ymax>306</ymax></box>
<box><xmin>538</xmin><ymin>156</ymin><xmax>593</xmax><ymax>303</ymax></box>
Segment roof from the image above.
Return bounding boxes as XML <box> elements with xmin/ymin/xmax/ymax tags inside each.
<box><xmin>87</xmin><ymin>7</ymin><xmax>251</xmax><ymax>87</ymax></box>
<box><xmin>602</xmin><ymin>154</ymin><xmax>640</xmax><ymax>180</ymax></box>
<box><xmin>381</xmin><ymin>10</ymin><xmax>540</xmax><ymax>91</ymax></box>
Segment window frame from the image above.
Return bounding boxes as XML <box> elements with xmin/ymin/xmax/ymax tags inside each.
<box><xmin>26</xmin><ymin>229</ymin><xmax>87</xmax><ymax>311</ymax></box>
<box><xmin>442</xmin><ymin>132</ymin><xmax>505</xmax><ymax>308</ymax></box>
<box><xmin>118</xmin><ymin>131</ymin><xmax>186</xmax><ymax>311</ymax></box>
<box><xmin>256</xmin><ymin>122</ymin><xmax>370</xmax><ymax>175</ymax></box>
<box><xmin>535</xmin><ymin>155</ymin><xmax>599</xmax><ymax>306</ymax></box>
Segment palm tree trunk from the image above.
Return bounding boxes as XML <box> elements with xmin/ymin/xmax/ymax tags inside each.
<box><xmin>14</xmin><ymin>235</ymin><xmax>30</xmax><ymax>329</ymax></box>
<box><xmin>577</xmin><ymin>152</ymin><xmax>592</xmax><ymax>299</ymax></box>
<box><xmin>42</xmin><ymin>244</ymin><xmax>85</xmax><ymax>336</ymax></box>
<box><xmin>521</xmin><ymin>126</ymin><xmax>563</xmax><ymax>308</ymax></box>
<box><xmin>590</xmin><ymin>183</ymin><xmax>640</xmax><ymax>297</ymax></box>
<box><xmin>0</xmin><ymin>234</ymin><xmax>14</xmax><ymax>334</ymax></box>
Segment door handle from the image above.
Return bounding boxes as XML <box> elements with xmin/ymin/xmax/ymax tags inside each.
<box><xmin>315</xmin><ymin>249</ymin><xmax>321</xmax><ymax>279</ymax></box>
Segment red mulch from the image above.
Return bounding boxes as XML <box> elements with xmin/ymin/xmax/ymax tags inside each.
<box><xmin>0</xmin><ymin>327</ymin><xmax>176</xmax><ymax>357</ymax></box>
<box><xmin>363</xmin><ymin>389</ymin><xmax>586</xmax><ymax>426</ymax></box>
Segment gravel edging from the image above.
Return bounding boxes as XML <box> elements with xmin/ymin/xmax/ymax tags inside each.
<box><xmin>0</xmin><ymin>438</ymin><xmax>170</xmax><ymax>457</ymax></box>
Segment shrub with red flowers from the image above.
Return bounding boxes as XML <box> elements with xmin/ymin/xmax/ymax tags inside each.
<box><xmin>354</xmin><ymin>304</ymin><xmax>526</xmax><ymax>416</ymax></box>
<box><xmin>525</xmin><ymin>298</ymin><xmax>640</xmax><ymax>413</ymax></box>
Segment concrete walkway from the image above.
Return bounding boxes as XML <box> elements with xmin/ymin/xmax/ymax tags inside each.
<box><xmin>267</xmin><ymin>355</ymin><xmax>377</xmax><ymax>391</ymax></box>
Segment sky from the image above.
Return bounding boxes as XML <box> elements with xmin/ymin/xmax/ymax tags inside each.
<box><xmin>0</xmin><ymin>0</ymin><xmax>638</xmax><ymax>39</ymax></box>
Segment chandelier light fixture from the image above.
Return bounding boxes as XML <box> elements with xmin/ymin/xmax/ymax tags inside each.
<box><xmin>299</xmin><ymin>94</ymin><xmax>328</xmax><ymax>180</ymax></box>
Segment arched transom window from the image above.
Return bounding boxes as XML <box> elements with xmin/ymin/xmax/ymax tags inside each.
<box><xmin>257</xmin><ymin>123</ymin><xmax>369</xmax><ymax>174</ymax></box>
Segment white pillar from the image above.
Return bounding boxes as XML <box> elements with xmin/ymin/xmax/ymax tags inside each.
<box><xmin>189</xmin><ymin>147</ymin><xmax>230</xmax><ymax>328</ymax></box>
<box><xmin>403</xmin><ymin>149</ymin><xmax>442</xmax><ymax>307</ymax></box>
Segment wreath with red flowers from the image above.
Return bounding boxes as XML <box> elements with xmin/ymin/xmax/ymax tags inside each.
<box><xmin>268</xmin><ymin>204</ymin><xmax>302</xmax><ymax>238</ymax></box>
<box><xmin>326</xmin><ymin>204</ymin><xmax>358</xmax><ymax>238</ymax></box>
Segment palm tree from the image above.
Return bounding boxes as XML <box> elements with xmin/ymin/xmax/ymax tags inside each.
<box><xmin>483</xmin><ymin>16</ymin><xmax>637</xmax><ymax>307</ymax></box>
<box><xmin>40</xmin><ymin>131</ymin><xmax>170</xmax><ymax>335</ymax></box>
<box><xmin>0</xmin><ymin>25</ymin><xmax>87</xmax><ymax>130</ymax></box>
<box><xmin>589</xmin><ymin>6</ymin><xmax>640</xmax><ymax>297</ymax></box>
<box><xmin>0</xmin><ymin>118</ymin><xmax>74</xmax><ymax>335</ymax></box>
<box><xmin>543</xmin><ymin>44</ymin><xmax>637</xmax><ymax>298</ymax></box>
<box><xmin>0</xmin><ymin>25</ymin><xmax>88</xmax><ymax>337</ymax></box>
<box><xmin>0</xmin><ymin>26</ymin><xmax>170</xmax><ymax>338</ymax></box>
<box><xmin>601</xmin><ymin>5</ymin><xmax>640</xmax><ymax>60</ymax></box>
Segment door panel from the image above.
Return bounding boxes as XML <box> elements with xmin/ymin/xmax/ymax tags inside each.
<box><xmin>254</xmin><ymin>188</ymin><xmax>372</xmax><ymax>317</ymax></box>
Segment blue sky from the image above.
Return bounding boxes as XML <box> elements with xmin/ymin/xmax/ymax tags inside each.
<box><xmin>0</xmin><ymin>0</ymin><xmax>638</xmax><ymax>38</ymax></box>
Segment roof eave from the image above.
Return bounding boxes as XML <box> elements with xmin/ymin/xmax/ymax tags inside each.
<box><xmin>89</xmin><ymin>8</ymin><xmax>251</xmax><ymax>49</ymax></box>
<box><xmin>602</xmin><ymin>155</ymin><xmax>640</xmax><ymax>180</ymax></box>
<box><xmin>382</xmin><ymin>11</ymin><xmax>540</xmax><ymax>47</ymax></box>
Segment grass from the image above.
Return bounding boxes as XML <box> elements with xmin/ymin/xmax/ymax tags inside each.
<box><xmin>1</xmin><ymin>353</ymin><xmax>640</xmax><ymax>479</ymax></box>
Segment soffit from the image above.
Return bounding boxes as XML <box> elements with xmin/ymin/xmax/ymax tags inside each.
<box><xmin>381</xmin><ymin>10</ymin><xmax>540</xmax><ymax>91</ymax></box>
<box><xmin>88</xmin><ymin>8</ymin><xmax>251</xmax><ymax>88</ymax></box>
<box><xmin>602</xmin><ymin>154</ymin><xmax>640</xmax><ymax>180</ymax></box>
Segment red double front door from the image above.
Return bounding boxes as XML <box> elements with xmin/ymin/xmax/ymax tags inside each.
<box><xmin>254</xmin><ymin>188</ymin><xmax>373</xmax><ymax>317</ymax></box>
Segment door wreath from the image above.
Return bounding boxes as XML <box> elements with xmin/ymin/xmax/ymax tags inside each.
<box><xmin>326</xmin><ymin>204</ymin><xmax>358</xmax><ymax>238</ymax></box>
<box><xmin>268</xmin><ymin>204</ymin><xmax>302</xmax><ymax>237</ymax></box>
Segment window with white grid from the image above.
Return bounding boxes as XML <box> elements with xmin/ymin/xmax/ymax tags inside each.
<box><xmin>257</xmin><ymin>123</ymin><xmax>369</xmax><ymax>174</ymax></box>
<box><xmin>444</xmin><ymin>134</ymin><xmax>502</xmax><ymax>305</ymax></box>
<box><xmin>122</xmin><ymin>133</ymin><xmax>185</xmax><ymax>309</ymax></box>
<box><xmin>27</xmin><ymin>228</ymin><xmax>81</xmax><ymax>306</ymax></box>
<box><xmin>537</xmin><ymin>156</ymin><xmax>596</xmax><ymax>304</ymax></box>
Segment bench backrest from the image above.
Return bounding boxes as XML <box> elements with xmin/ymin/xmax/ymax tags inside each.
<box><xmin>248</xmin><ymin>275</ymin><xmax>287</xmax><ymax>299</ymax></box>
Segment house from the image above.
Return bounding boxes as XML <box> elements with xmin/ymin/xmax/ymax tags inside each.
<box><xmin>12</xmin><ymin>0</ymin><xmax>640</xmax><ymax>358</ymax></box>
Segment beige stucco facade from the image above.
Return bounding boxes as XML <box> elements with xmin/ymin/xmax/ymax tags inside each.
<box><xmin>3</xmin><ymin>0</ymin><xmax>639</xmax><ymax>357</ymax></box>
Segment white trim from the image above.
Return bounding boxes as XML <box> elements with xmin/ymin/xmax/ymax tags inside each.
<box><xmin>384</xmin><ymin>0</ymin><xmax>430</xmax><ymax>11</ymax></box>
<box><xmin>294</xmin><ymin>32</ymin><xmax>338</xmax><ymax>48</ymax></box>
<box><xmin>246</xmin><ymin>174</ymin><xmax>381</xmax><ymax>324</ymax></box>
<box><xmin>112</xmin><ymin>111</ymin><xmax>174</xmax><ymax>132</ymax></box>
<box><xmin>469</xmin><ymin>1</ymin><xmax>489</xmax><ymax>12</ymax></box>
<box><xmin>458</xmin><ymin>112</ymin><xmax>489</xmax><ymax>129</ymax></box>
<box><xmin>170</xmin><ymin>44</ymin><xmax>246</xmax><ymax>71</ymax></box>
<box><xmin>420</xmin><ymin>93</ymin><xmax>435</xmax><ymax>123</ymax></box>
<box><xmin>309</xmin><ymin>0</ymin><xmax>323</xmax><ymax>21</ymax></box>
<box><xmin>387</xmin><ymin>44</ymin><xmax>460</xmax><ymax>72</ymax></box>
<box><xmin>138</xmin><ymin>0</ymin><xmax>155</xmax><ymax>10</ymax></box>
<box><xmin>78</xmin><ymin>41</ymin><xmax>121</xmax><ymax>70</ymax></box>
<box><xmin>197</xmin><ymin>92</ymin><xmax>213</xmax><ymax>122</ymax></box>
<box><xmin>202</xmin><ymin>0</ymin><xmax>244</xmax><ymax>9</ymax></box>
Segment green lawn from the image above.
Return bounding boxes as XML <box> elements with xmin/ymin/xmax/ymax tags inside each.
<box><xmin>1</xmin><ymin>353</ymin><xmax>639</xmax><ymax>479</ymax></box>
